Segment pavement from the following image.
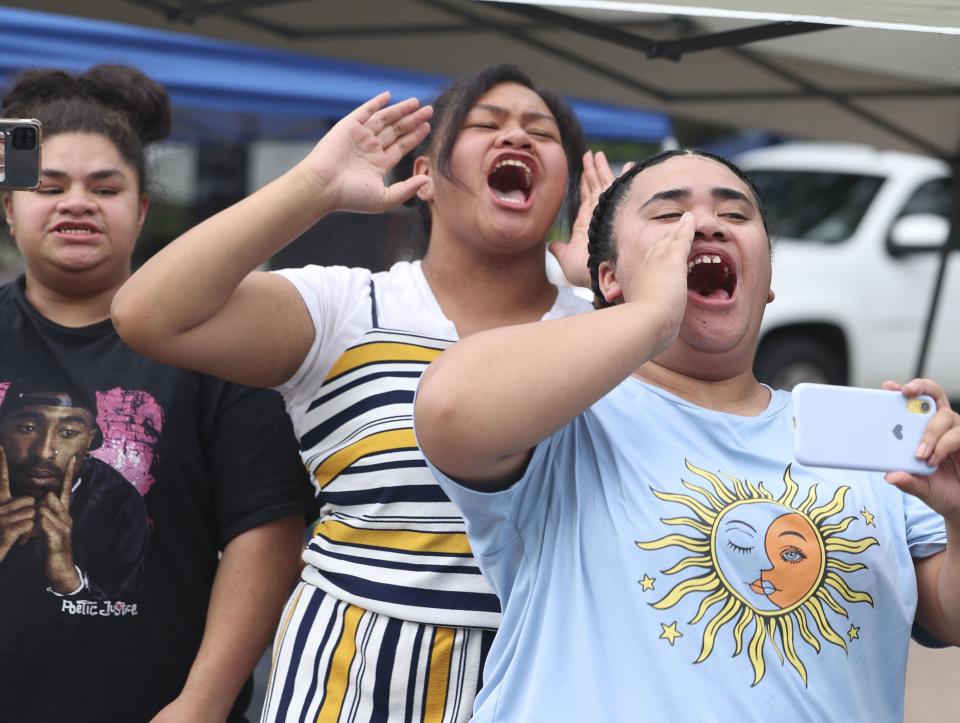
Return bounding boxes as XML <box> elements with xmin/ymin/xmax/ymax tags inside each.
<box><xmin>905</xmin><ymin>641</ymin><xmax>960</xmax><ymax>722</ymax></box>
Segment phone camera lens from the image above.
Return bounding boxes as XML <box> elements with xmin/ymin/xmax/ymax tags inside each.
<box><xmin>920</xmin><ymin>401</ymin><xmax>931</xmax><ymax>413</ymax></box>
<box><xmin>11</xmin><ymin>126</ymin><xmax>37</xmax><ymax>151</ymax></box>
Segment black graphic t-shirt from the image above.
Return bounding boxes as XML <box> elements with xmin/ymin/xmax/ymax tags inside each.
<box><xmin>0</xmin><ymin>277</ymin><xmax>315</xmax><ymax>723</ymax></box>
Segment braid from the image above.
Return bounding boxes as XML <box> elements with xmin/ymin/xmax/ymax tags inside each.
<box><xmin>586</xmin><ymin>148</ymin><xmax>769</xmax><ymax>309</ymax></box>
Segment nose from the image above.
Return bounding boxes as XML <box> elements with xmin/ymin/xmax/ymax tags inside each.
<box><xmin>34</xmin><ymin>427</ymin><xmax>60</xmax><ymax>462</ymax></box>
<box><xmin>693</xmin><ymin>214</ymin><xmax>727</xmax><ymax>242</ymax></box>
<box><xmin>56</xmin><ymin>187</ymin><xmax>97</xmax><ymax>215</ymax></box>
<box><xmin>495</xmin><ymin>125</ymin><xmax>533</xmax><ymax>150</ymax></box>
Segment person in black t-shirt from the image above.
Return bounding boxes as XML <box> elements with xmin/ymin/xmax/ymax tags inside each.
<box><xmin>0</xmin><ymin>385</ymin><xmax>148</xmax><ymax>600</ymax></box>
<box><xmin>0</xmin><ymin>65</ymin><xmax>315</xmax><ymax>723</ymax></box>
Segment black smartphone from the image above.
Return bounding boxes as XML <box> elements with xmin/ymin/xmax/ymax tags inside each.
<box><xmin>0</xmin><ymin>119</ymin><xmax>42</xmax><ymax>189</ymax></box>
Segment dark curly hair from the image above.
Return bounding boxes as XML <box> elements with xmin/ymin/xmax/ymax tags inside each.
<box><xmin>3</xmin><ymin>64</ymin><xmax>172</xmax><ymax>192</ymax></box>
<box><xmin>587</xmin><ymin>148</ymin><xmax>769</xmax><ymax>308</ymax></box>
<box><xmin>398</xmin><ymin>64</ymin><xmax>585</xmax><ymax>241</ymax></box>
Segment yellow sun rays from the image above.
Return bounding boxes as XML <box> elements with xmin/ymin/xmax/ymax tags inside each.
<box><xmin>636</xmin><ymin>460</ymin><xmax>878</xmax><ymax>687</ymax></box>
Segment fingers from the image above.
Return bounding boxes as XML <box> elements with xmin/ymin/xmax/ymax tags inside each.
<box><xmin>0</xmin><ymin>496</ymin><xmax>36</xmax><ymax>560</ymax></box>
<box><xmin>928</xmin><ymin>414</ymin><xmax>960</xmax><ymax>468</ymax></box>
<box><xmin>39</xmin><ymin>492</ymin><xmax>73</xmax><ymax>549</ymax></box>
<box><xmin>347</xmin><ymin>91</ymin><xmax>392</xmax><ymax>125</ymax></box>
<box><xmin>60</xmin><ymin>454</ymin><xmax>78</xmax><ymax>509</ymax></box>
<box><xmin>0</xmin><ymin>447</ymin><xmax>10</xmax><ymax>502</ymax></box>
<box><xmin>369</xmin><ymin>100</ymin><xmax>432</xmax><ymax>147</ymax></box>
<box><xmin>897</xmin><ymin>378</ymin><xmax>950</xmax><ymax>408</ymax></box>
<box><xmin>382</xmin><ymin>173</ymin><xmax>431</xmax><ymax>208</ymax></box>
<box><xmin>0</xmin><ymin>519</ymin><xmax>35</xmax><ymax>560</ymax></box>
<box><xmin>887</xmin><ymin>379</ymin><xmax>955</xmax><ymax>465</ymax></box>
<box><xmin>383</xmin><ymin>118</ymin><xmax>432</xmax><ymax>164</ymax></box>
<box><xmin>884</xmin><ymin>471</ymin><xmax>930</xmax><ymax>501</ymax></box>
<box><xmin>593</xmin><ymin>150</ymin><xmax>615</xmax><ymax>186</ymax></box>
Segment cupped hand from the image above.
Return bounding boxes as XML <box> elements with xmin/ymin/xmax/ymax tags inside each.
<box><xmin>550</xmin><ymin>151</ymin><xmax>633</xmax><ymax>290</ymax></box>
<box><xmin>883</xmin><ymin>379</ymin><xmax>960</xmax><ymax>524</ymax></box>
<box><xmin>300</xmin><ymin>92</ymin><xmax>433</xmax><ymax>214</ymax></box>
<box><xmin>627</xmin><ymin>212</ymin><xmax>696</xmax><ymax>349</ymax></box>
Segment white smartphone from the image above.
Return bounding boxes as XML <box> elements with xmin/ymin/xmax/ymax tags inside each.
<box><xmin>792</xmin><ymin>383</ymin><xmax>938</xmax><ymax>475</ymax></box>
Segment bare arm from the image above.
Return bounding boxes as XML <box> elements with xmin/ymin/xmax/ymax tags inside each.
<box><xmin>150</xmin><ymin>515</ymin><xmax>305</xmax><ymax>723</ymax></box>
<box><xmin>113</xmin><ymin>93</ymin><xmax>432</xmax><ymax>387</ymax></box>
<box><xmin>415</xmin><ymin>214</ymin><xmax>694</xmax><ymax>488</ymax></box>
<box><xmin>885</xmin><ymin>379</ymin><xmax>960</xmax><ymax>645</ymax></box>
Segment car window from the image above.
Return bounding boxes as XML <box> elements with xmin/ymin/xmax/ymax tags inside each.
<box><xmin>747</xmin><ymin>170</ymin><xmax>883</xmax><ymax>243</ymax></box>
<box><xmin>897</xmin><ymin>176</ymin><xmax>954</xmax><ymax>221</ymax></box>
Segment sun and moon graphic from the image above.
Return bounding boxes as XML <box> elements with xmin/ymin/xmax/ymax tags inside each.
<box><xmin>635</xmin><ymin>460</ymin><xmax>879</xmax><ymax>687</ymax></box>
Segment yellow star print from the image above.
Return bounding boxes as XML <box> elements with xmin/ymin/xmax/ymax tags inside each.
<box><xmin>860</xmin><ymin>507</ymin><xmax>876</xmax><ymax>527</ymax></box>
<box><xmin>848</xmin><ymin>624</ymin><xmax>861</xmax><ymax>640</ymax></box>
<box><xmin>639</xmin><ymin>574</ymin><xmax>656</xmax><ymax>591</ymax></box>
<box><xmin>660</xmin><ymin>621</ymin><xmax>683</xmax><ymax>646</ymax></box>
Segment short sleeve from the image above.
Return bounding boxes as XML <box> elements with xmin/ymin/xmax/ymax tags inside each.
<box><xmin>420</xmin><ymin>424</ymin><xmax>569</xmax><ymax>579</ymax></box>
<box><xmin>200</xmin><ymin>377</ymin><xmax>315</xmax><ymax>548</ymax></box>
<box><xmin>271</xmin><ymin>265</ymin><xmax>373</xmax><ymax>416</ymax></box>
<box><xmin>903</xmin><ymin>491</ymin><xmax>947</xmax><ymax>559</ymax></box>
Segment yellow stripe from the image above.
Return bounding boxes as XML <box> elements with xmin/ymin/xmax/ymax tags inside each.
<box><xmin>315</xmin><ymin>429</ymin><xmax>418</xmax><ymax>489</ymax></box>
<box><xmin>271</xmin><ymin>584</ymin><xmax>307</xmax><ymax>669</ymax></box>
<box><xmin>317</xmin><ymin>520</ymin><xmax>473</xmax><ymax>556</ymax></box>
<box><xmin>325</xmin><ymin>342</ymin><xmax>444</xmax><ymax>381</ymax></box>
<box><xmin>316</xmin><ymin>604</ymin><xmax>364</xmax><ymax>723</ymax></box>
<box><xmin>423</xmin><ymin>627</ymin><xmax>455</xmax><ymax>723</ymax></box>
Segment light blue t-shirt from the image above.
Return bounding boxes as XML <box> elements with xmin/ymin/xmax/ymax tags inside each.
<box><xmin>424</xmin><ymin>379</ymin><xmax>946</xmax><ymax>722</ymax></box>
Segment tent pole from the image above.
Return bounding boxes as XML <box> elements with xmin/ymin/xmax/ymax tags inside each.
<box><xmin>913</xmin><ymin>162</ymin><xmax>960</xmax><ymax>378</ymax></box>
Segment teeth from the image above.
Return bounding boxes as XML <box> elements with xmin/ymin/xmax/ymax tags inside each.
<box><xmin>686</xmin><ymin>253</ymin><xmax>733</xmax><ymax>278</ymax></box>
<box><xmin>58</xmin><ymin>227</ymin><xmax>94</xmax><ymax>234</ymax></box>
<box><xmin>493</xmin><ymin>158</ymin><xmax>533</xmax><ymax>188</ymax></box>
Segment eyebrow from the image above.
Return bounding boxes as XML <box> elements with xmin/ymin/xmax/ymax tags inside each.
<box><xmin>778</xmin><ymin>530</ymin><xmax>807</xmax><ymax>540</ymax></box>
<box><xmin>640</xmin><ymin>186</ymin><xmax>755</xmax><ymax>210</ymax></box>
<box><xmin>724</xmin><ymin>519</ymin><xmax>758</xmax><ymax>533</ymax></box>
<box><xmin>12</xmin><ymin>410</ymin><xmax>91</xmax><ymax>427</ymax></box>
<box><xmin>472</xmin><ymin>104</ymin><xmax>559</xmax><ymax>126</ymax></box>
<box><xmin>40</xmin><ymin>168</ymin><xmax>126</xmax><ymax>181</ymax></box>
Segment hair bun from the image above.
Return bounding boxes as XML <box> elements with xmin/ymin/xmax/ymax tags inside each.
<box><xmin>80</xmin><ymin>64</ymin><xmax>172</xmax><ymax>144</ymax></box>
<box><xmin>2</xmin><ymin>69</ymin><xmax>84</xmax><ymax>118</ymax></box>
<box><xmin>2</xmin><ymin>64</ymin><xmax>172</xmax><ymax>145</ymax></box>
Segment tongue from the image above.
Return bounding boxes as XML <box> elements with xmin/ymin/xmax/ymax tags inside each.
<box><xmin>702</xmin><ymin>288</ymin><xmax>730</xmax><ymax>300</ymax></box>
<box><xmin>496</xmin><ymin>189</ymin><xmax>526</xmax><ymax>204</ymax></box>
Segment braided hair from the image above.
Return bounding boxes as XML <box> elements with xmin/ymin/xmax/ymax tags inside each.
<box><xmin>398</xmin><ymin>64</ymin><xmax>586</xmax><ymax>241</ymax></box>
<box><xmin>587</xmin><ymin>148</ymin><xmax>769</xmax><ymax>308</ymax></box>
<box><xmin>2</xmin><ymin>64</ymin><xmax>172</xmax><ymax>192</ymax></box>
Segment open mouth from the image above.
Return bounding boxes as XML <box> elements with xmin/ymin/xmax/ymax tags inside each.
<box><xmin>487</xmin><ymin>158</ymin><xmax>533</xmax><ymax>206</ymax></box>
<box><xmin>687</xmin><ymin>252</ymin><xmax>736</xmax><ymax>300</ymax></box>
<box><xmin>53</xmin><ymin>222</ymin><xmax>100</xmax><ymax>236</ymax></box>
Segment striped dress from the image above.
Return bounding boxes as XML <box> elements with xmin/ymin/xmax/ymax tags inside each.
<box><xmin>261</xmin><ymin>261</ymin><xmax>591</xmax><ymax>722</ymax></box>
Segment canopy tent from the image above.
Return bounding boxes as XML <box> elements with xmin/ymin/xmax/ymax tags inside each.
<box><xmin>4</xmin><ymin>0</ymin><xmax>958</xmax><ymax>379</ymax></box>
<box><xmin>9</xmin><ymin>0</ymin><xmax>960</xmax><ymax>157</ymax></box>
<box><xmin>0</xmin><ymin>5</ymin><xmax>672</xmax><ymax>143</ymax></box>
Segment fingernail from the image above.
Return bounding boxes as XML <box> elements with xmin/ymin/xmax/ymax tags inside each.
<box><xmin>916</xmin><ymin>442</ymin><xmax>929</xmax><ymax>458</ymax></box>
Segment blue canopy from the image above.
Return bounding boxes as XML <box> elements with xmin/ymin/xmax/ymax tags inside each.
<box><xmin>0</xmin><ymin>6</ymin><xmax>671</xmax><ymax>144</ymax></box>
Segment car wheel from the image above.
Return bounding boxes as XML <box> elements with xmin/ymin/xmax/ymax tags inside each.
<box><xmin>754</xmin><ymin>336</ymin><xmax>845</xmax><ymax>391</ymax></box>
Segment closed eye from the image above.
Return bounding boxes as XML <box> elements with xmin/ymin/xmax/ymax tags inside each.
<box><xmin>727</xmin><ymin>541</ymin><xmax>754</xmax><ymax>555</ymax></box>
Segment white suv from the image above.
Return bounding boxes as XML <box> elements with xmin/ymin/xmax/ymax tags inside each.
<box><xmin>736</xmin><ymin>142</ymin><xmax>959</xmax><ymax>396</ymax></box>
